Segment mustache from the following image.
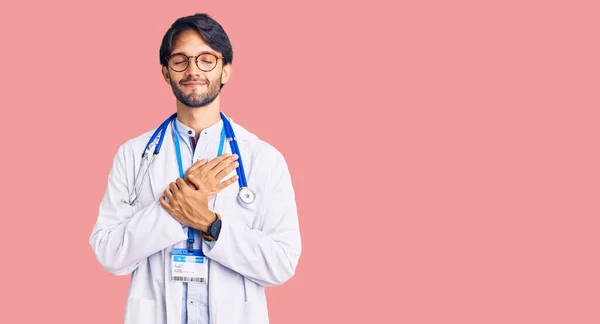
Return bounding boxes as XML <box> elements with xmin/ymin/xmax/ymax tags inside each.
<box><xmin>180</xmin><ymin>78</ymin><xmax>209</xmax><ymax>85</ymax></box>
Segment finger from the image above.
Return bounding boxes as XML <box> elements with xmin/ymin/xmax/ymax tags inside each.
<box><xmin>176</xmin><ymin>178</ymin><xmax>190</xmax><ymax>192</ymax></box>
<box><xmin>205</xmin><ymin>154</ymin><xmax>232</xmax><ymax>178</ymax></box>
<box><xmin>216</xmin><ymin>175</ymin><xmax>239</xmax><ymax>192</ymax></box>
<box><xmin>211</xmin><ymin>156</ymin><xmax>239</xmax><ymax>177</ymax></box>
<box><xmin>169</xmin><ymin>182</ymin><xmax>182</xmax><ymax>198</ymax></box>
<box><xmin>186</xmin><ymin>158</ymin><xmax>208</xmax><ymax>174</ymax></box>
<box><xmin>183</xmin><ymin>177</ymin><xmax>198</xmax><ymax>190</ymax></box>
<box><xmin>164</xmin><ymin>188</ymin><xmax>175</xmax><ymax>201</ymax></box>
<box><xmin>206</xmin><ymin>153</ymin><xmax>232</xmax><ymax>170</ymax></box>
<box><xmin>215</xmin><ymin>161</ymin><xmax>239</xmax><ymax>180</ymax></box>
<box><xmin>186</xmin><ymin>174</ymin><xmax>201</xmax><ymax>189</ymax></box>
<box><xmin>211</xmin><ymin>154</ymin><xmax>238</xmax><ymax>171</ymax></box>
<box><xmin>159</xmin><ymin>196</ymin><xmax>172</xmax><ymax>212</ymax></box>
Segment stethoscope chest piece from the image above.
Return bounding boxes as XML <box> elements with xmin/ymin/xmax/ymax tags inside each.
<box><xmin>238</xmin><ymin>187</ymin><xmax>256</xmax><ymax>204</ymax></box>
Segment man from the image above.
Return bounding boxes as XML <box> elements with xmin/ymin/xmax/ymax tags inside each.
<box><xmin>89</xmin><ymin>13</ymin><xmax>301</xmax><ymax>324</ymax></box>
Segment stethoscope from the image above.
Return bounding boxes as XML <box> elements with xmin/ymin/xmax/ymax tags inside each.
<box><xmin>122</xmin><ymin>112</ymin><xmax>256</xmax><ymax>207</ymax></box>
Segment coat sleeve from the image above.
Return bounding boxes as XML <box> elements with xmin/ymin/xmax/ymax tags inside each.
<box><xmin>203</xmin><ymin>149</ymin><xmax>302</xmax><ymax>286</ymax></box>
<box><xmin>89</xmin><ymin>145</ymin><xmax>187</xmax><ymax>276</ymax></box>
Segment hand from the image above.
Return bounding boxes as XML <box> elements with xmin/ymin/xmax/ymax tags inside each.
<box><xmin>184</xmin><ymin>153</ymin><xmax>240</xmax><ymax>198</ymax></box>
<box><xmin>159</xmin><ymin>178</ymin><xmax>216</xmax><ymax>233</ymax></box>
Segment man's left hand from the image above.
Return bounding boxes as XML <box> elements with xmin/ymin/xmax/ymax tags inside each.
<box><xmin>159</xmin><ymin>178</ymin><xmax>216</xmax><ymax>233</ymax></box>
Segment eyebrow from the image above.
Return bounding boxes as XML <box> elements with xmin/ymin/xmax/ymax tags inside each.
<box><xmin>170</xmin><ymin>50</ymin><xmax>218</xmax><ymax>56</ymax></box>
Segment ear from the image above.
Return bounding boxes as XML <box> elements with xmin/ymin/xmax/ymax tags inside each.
<box><xmin>220</xmin><ymin>63</ymin><xmax>233</xmax><ymax>86</ymax></box>
<box><xmin>161</xmin><ymin>66</ymin><xmax>171</xmax><ymax>84</ymax></box>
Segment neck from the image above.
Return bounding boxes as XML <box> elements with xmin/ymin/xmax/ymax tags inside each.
<box><xmin>176</xmin><ymin>95</ymin><xmax>222</xmax><ymax>140</ymax></box>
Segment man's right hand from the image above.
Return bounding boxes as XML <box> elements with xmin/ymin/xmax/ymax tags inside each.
<box><xmin>184</xmin><ymin>153</ymin><xmax>240</xmax><ymax>197</ymax></box>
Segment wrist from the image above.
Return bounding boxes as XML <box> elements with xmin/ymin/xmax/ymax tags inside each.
<box><xmin>201</xmin><ymin>213</ymin><xmax>222</xmax><ymax>241</ymax></box>
<box><xmin>194</xmin><ymin>210</ymin><xmax>217</xmax><ymax>233</ymax></box>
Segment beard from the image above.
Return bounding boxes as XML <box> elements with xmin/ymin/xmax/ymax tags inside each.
<box><xmin>170</xmin><ymin>75</ymin><xmax>222</xmax><ymax>108</ymax></box>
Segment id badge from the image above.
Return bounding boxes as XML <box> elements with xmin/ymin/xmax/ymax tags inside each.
<box><xmin>171</xmin><ymin>248</ymin><xmax>208</xmax><ymax>283</ymax></box>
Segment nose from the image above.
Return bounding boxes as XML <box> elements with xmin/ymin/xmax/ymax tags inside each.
<box><xmin>184</xmin><ymin>57</ymin><xmax>202</xmax><ymax>77</ymax></box>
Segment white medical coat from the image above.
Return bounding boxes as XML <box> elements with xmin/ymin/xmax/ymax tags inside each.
<box><xmin>89</xmin><ymin>117</ymin><xmax>302</xmax><ymax>324</ymax></box>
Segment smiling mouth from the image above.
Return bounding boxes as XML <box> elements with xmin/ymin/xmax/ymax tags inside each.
<box><xmin>182</xmin><ymin>82</ymin><xmax>206</xmax><ymax>88</ymax></box>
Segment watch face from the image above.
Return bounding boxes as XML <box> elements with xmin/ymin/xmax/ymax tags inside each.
<box><xmin>210</xmin><ymin>219</ymin><xmax>222</xmax><ymax>238</ymax></box>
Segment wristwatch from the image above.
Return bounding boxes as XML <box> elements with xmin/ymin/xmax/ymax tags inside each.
<box><xmin>201</xmin><ymin>213</ymin><xmax>222</xmax><ymax>241</ymax></box>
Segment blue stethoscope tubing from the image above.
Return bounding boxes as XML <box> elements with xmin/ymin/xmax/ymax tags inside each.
<box><xmin>125</xmin><ymin>112</ymin><xmax>255</xmax><ymax>208</ymax></box>
<box><xmin>143</xmin><ymin>113</ymin><xmax>177</xmax><ymax>157</ymax></box>
<box><xmin>221</xmin><ymin>114</ymin><xmax>255</xmax><ymax>204</ymax></box>
<box><xmin>123</xmin><ymin>114</ymin><xmax>177</xmax><ymax>206</ymax></box>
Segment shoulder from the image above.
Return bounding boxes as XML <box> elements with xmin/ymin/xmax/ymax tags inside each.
<box><xmin>122</xmin><ymin>128</ymin><xmax>156</xmax><ymax>149</ymax></box>
<box><xmin>113</xmin><ymin>128</ymin><xmax>159</xmax><ymax>162</ymax></box>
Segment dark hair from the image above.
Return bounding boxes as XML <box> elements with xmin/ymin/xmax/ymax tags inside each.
<box><xmin>159</xmin><ymin>13</ymin><xmax>233</xmax><ymax>87</ymax></box>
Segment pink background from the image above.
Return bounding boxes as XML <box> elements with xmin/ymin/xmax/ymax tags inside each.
<box><xmin>1</xmin><ymin>0</ymin><xmax>599</xmax><ymax>323</ymax></box>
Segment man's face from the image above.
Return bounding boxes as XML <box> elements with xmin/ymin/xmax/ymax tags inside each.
<box><xmin>162</xmin><ymin>29</ymin><xmax>231</xmax><ymax>108</ymax></box>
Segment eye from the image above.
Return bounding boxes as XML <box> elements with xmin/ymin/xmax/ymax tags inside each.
<box><xmin>168</xmin><ymin>54</ymin><xmax>188</xmax><ymax>65</ymax></box>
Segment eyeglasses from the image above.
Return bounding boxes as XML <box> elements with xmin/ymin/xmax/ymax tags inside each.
<box><xmin>166</xmin><ymin>52</ymin><xmax>223</xmax><ymax>72</ymax></box>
